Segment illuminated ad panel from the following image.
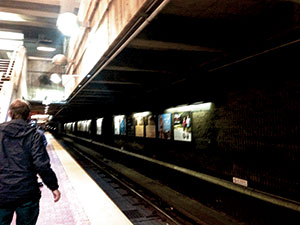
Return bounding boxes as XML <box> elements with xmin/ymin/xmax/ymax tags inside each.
<box><xmin>86</xmin><ymin>120</ymin><xmax>92</xmax><ymax>133</ymax></box>
<box><xmin>135</xmin><ymin>116</ymin><xmax>144</xmax><ymax>137</ymax></box>
<box><xmin>134</xmin><ymin>112</ymin><xmax>150</xmax><ymax>137</ymax></box>
<box><xmin>114</xmin><ymin>115</ymin><xmax>126</xmax><ymax>135</ymax></box>
<box><xmin>145</xmin><ymin>114</ymin><xmax>156</xmax><ymax>138</ymax></box>
<box><xmin>96</xmin><ymin>118</ymin><xmax>103</xmax><ymax>135</ymax></box>
<box><xmin>78</xmin><ymin>120</ymin><xmax>91</xmax><ymax>132</ymax></box>
<box><xmin>158</xmin><ymin>113</ymin><xmax>171</xmax><ymax>140</ymax></box>
<box><xmin>173</xmin><ymin>112</ymin><xmax>192</xmax><ymax>142</ymax></box>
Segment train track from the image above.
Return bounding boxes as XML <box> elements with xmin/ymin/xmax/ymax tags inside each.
<box><xmin>60</xmin><ymin>139</ymin><xmax>188</xmax><ymax>225</ymax></box>
<box><xmin>59</xmin><ymin>135</ymin><xmax>300</xmax><ymax>225</ymax></box>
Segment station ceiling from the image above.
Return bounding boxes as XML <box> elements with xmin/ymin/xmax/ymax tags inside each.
<box><xmin>0</xmin><ymin>0</ymin><xmax>78</xmax><ymax>115</ymax></box>
<box><xmin>2</xmin><ymin>0</ymin><xmax>300</xmax><ymax>121</ymax></box>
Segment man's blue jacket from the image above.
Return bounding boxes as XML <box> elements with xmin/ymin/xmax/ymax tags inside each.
<box><xmin>0</xmin><ymin>119</ymin><xmax>59</xmax><ymax>206</ymax></box>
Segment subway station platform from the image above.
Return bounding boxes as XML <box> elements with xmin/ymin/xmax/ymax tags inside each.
<box><xmin>12</xmin><ymin>133</ymin><xmax>133</xmax><ymax>225</ymax></box>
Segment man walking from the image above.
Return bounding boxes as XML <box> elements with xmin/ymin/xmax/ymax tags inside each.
<box><xmin>0</xmin><ymin>99</ymin><xmax>60</xmax><ymax>225</ymax></box>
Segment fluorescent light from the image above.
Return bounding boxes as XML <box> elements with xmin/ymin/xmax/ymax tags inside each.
<box><xmin>0</xmin><ymin>12</ymin><xmax>26</xmax><ymax>22</ymax></box>
<box><xmin>56</xmin><ymin>12</ymin><xmax>79</xmax><ymax>36</ymax></box>
<box><xmin>31</xmin><ymin>114</ymin><xmax>49</xmax><ymax>119</ymax></box>
<box><xmin>37</xmin><ymin>46</ymin><xmax>56</xmax><ymax>52</ymax></box>
<box><xmin>165</xmin><ymin>102</ymin><xmax>212</xmax><ymax>113</ymax></box>
<box><xmin>0</xmin><ymin>31</ymin><xmax>24</xmax><ymax>50</ymax></box>
<box><xmin>0</xmin><ymin>31</ymin><xmax>24</xmax><ymax>40</ymax></box>
<box><xmin>114</xmin><ymin>115</ymin><xmax>125</xmax><ymax>120</ymax></box>
<box><xmin>0</xmin><ymin>40</ymin><xmax>23</xmax><ymax>50</ymax></box>
<box><xmin>133</xmin><ymin>111</ymin><xmax>151</xmax><ymax>118</ymax></box>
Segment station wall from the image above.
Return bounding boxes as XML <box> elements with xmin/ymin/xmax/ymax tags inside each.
<box><xmin>60</xmin><ymin>80</ymin><xmax>300</xmax><ymax>201</ymax></box>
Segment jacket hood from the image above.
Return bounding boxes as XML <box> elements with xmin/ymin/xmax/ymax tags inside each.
<box><xmin>0</xmin><ymin>119</ymin><xmax>36</xmax><ymax>138</ymax></box>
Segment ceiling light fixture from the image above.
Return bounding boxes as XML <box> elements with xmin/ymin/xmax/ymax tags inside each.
<box><xmin>37</xmin><ymin>46</ymin><xmax>56</xmax><ymax>52</ymax></box>
<box><xmin>52</xmin><ymin>54</ymin><xmax>68</xmax><ymax>65</ymax></box>
<box><xmin>0</xmin><ymin>12</ymin><xmax>26</xmax><ymax>22</ymax></box>
<box><xmin>50</xmin><ymin>73</ymin><xmax>62</xmax><ymax>84</ymax></box>
<box><xmin>165</xmin><ymin>102</ymin><xmax>212</xmax><ymax>113</ymax></box>
<box><xmin>0</xmin><ymin>40</ymin><xmax>23</xmax><ymax>51</ymax></box>
<box><xmin>0</xmin><ymin>31</ymin><xmax>24</xmax><ymax>40</ymax></box>
<box><xmin>56</xmin><ymin>12</ymin><xmax>79</xmax><ymax>37</ymax></box>
<box><xmin>0</xmin><ymin>31</ymin><xmax>24</xmax><ymax>51</ymax></box>
<box><xmin>36</xmin><ymin>38</ymin><xmax>56</xmax><ymax>52</ymax></box>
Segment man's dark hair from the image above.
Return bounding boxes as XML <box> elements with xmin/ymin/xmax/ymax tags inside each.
<box><xmin>9</xmin><ymin>99</ymin><xmax>31</xmax><ymax>120</ymax></box>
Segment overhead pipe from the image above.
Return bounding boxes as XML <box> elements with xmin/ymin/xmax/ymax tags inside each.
<box><xmin>209</xmin><ymin>38</ymin><xmax>300</xmax><ymax>72</ymax></box>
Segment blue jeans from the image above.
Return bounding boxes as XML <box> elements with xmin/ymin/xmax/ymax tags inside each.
<box><xmin>0</xmin><ymin>200</ymin><xmax>39</xmax><ymax>225</ymax></box>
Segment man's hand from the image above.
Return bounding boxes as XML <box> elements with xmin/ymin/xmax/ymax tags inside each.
<box><xmin>52</xmin><ymin>189</ymin><xmax>61</xmax><ymax>202</ymax></box>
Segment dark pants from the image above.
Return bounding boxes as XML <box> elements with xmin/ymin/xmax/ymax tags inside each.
<box><xmin>0</xmin><ymin>200</ymin><xmax>39</xmax><ymax>225</ymax></box>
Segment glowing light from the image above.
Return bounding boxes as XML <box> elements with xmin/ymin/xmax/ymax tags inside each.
<box><xmin>31</xmin><ymin>114</ymin><xmax>49</xmax><ymax>119</ymax></box>
<box><xmin>52</xmin><ymin>54</ymin><xmax>68</xmax><ymax>65</ymax></box>
<box><xmin>133</xmin><ymin>111</ymin><xmax>151</xmax><ymax>118</ymax></box>
<box><xmin>0</xmin><ymin>40</ymin><xmax>23</xmax><ymax>51</ymax></box>
<box><xmin>165</xmin><ymin>102</ymin><xmax>212</xmax><ymax>113</ymax></box>
<box><xmin>0</xmin><ymin>12</ymin><xmax>26</xmax><ymax>22</ymax></box>
<box><xmin>56</xmin><ymin>12</ymin><xmax>79</xmax><ymax>36</ymax></box>
<box><xmin>37</xmin><ymin>46</ymin><xmax>56</xmax><ymax>52</ymax></box>
<box><xmin>0</xmin><ymin>31</ymin><xmax>24</xmax><ymax>40</ymax></box>
<box><xmin>50</xmin><ymin>73</ymin><xmax>62</xmax><ymax>84</ymax></box>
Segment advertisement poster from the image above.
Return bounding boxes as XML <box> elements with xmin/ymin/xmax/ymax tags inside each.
<box><xmin>114</xmin><ymin>115</ymin><xmax>126</xmax><ymax>135</ymax></box>
<box><xmin>145</xmin><ymin>114</ymin><xmax>156</xmax><ymax>138</ymax></box>
<box><xmin>96</xmin><ymin>118</ymin><xmax>103</xmax><ymax>135</ymax></box>
<box><xmin>126</xmin><ymin>116</ymin><xmax>135</xmax><ymax>136</ymax></box>
<box><xmin>135</xmin><ymin>116</ymin><xmax>144</xmax><ymax>137</ymax></box>
<box><xmin>120</xmin><ymin>117</ymin><xmax>126</xmax><ymax>135</ymax></box>
<box><xmin>158</xmin><ymin>113</ymin><xmax>171</xmax><ymax>139</ymax></box>
<box><xmin>78</xmin><ymin>120</ymin><xmax>91</xmax><ymax>133</ymax></box>
<box><xmin>173</xmin><ymin>112</ymin><xmax>192</xmax><ymax>142</ymax></box>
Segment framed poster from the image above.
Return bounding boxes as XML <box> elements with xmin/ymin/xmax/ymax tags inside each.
<box><xmin>158</xmin><ymin>113</ymin><xmax>171</xmax><ymax>139</ymax></box>
<box><xmin>135</xmin><ymin>116</ymin><xmax>144</xmax><ymax>137</ymax></box>
<box><xmin>71</xmin><ymin>122</ymin><xmax>76</xmax><ymax>132</ymax></box>
<box><xmin>86</xmin><ymin>120</ymin><xmax>92</xmax><ymax>133</ymax></box>
<box><xmin>96</xmin><ymin>118</ymin><xmax>103</xmax><ymax>135</ymax></box>
<box><xmin>173</xmin><ymin>112</ymin><xmax>192</xmax><ymax>142</ymax></box>
<box><xmin>120</xmin><ymin>116</ymin><xmax>126</xmax><ymax>135</ymax></box>
<box><xmin>145</xmin><ymin>114</ymin><xmax>156</xmax><ymax>138</ymax></box>
<box><xmin>77</xmin><ymin>120</ymin><xmax>91</xmax><ymax>132</ymax></box>
<box><xmin>126</xmin><ymin>116</ymin><xmax>135</xmax><ymax>136</ymax></box>
<box><xmin>114</xmin><ymin>115</ymin><xmax>126</xmax><ymax>135</ymax></box>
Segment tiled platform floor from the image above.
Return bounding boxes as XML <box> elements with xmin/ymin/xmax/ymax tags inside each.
<box><xmin>11</xmin><ymin>133</ymin><xmax>132</xmax><ymax>225</ymax></box>
<box><xmin>37</xmin><ymin>137</ymin><xmax>90</xmax><ymax>225</ymax></box>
